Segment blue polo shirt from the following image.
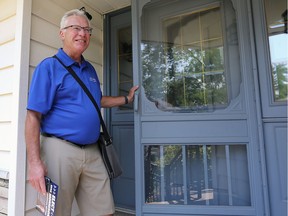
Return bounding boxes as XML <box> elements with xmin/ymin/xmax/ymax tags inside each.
<box><xmin>27</xmin><ymin>48</ymin><xmax>102</xmax><ymax>144</ymax></box>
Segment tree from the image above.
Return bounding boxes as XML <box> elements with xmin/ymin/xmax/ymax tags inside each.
<box><xmin>272</xmin><ymin>63</ymin><xmax>288</xmax><ymax>101</ymax></box>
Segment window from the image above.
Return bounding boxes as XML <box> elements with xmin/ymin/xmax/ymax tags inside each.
<box><xmin>144</xmin><ymin>144</ymin><xmax>251</xmax><ymax>206</ymax></box>
<box><xmin>141</xmin><ymin>1</ymin><xmax>241</xmax><ymax>112</ymax></box>
<box><xmin>118</xmin><ymin>26</ymin><xmax>133</xmax><ymax>110</ymax></box>
<box><xmin>264</xmin><ymin>0</ymin><xmax>288</xmax><ymax>102</ymax></box>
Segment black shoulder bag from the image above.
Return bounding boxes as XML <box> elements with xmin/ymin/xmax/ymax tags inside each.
<box><xmin>53</xmin><ymin>55</ymin><xmax>122</xmax><ymax>179</ymax></box>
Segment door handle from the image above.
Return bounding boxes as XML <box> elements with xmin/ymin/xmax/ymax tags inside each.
<box><xmin>134</xmin><ymin>92</ymin><xmax>139</xmax><ymax>112</ymax></box>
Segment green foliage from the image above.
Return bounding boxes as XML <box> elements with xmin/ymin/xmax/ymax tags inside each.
<box><xmin>141</xmin><ymin>41</ymin><xmax>228</xmax><ymax>112</ymax></box>
<box><xmin>272</xmin><ymin>63</ymin><xmax>288</xmax><ymax>101</ymax></box>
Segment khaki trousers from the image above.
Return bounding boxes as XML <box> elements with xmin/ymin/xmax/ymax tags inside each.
<box><xmin>41</xmin><ymin>136</ymin><xmax>115</xmax><ymax>216</ymax></box>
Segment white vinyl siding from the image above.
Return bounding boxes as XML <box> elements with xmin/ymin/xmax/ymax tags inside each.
<box><xmin>0</xmin><ymin>0</ymin><xmax>24</xmax><ymax>215</ymax></box>
<box><xmin>0</xmin><ymin>0</ymin><xmax>16</xmax><ymax>175</ymax></box>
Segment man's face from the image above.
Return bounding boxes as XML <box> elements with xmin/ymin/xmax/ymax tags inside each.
<box><xmin>60</xmin><ymin>15</ymin><xmax>91</xmax><ymax>55</ymax></box>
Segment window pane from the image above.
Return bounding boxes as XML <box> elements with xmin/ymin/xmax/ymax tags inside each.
<box><xmin>141</xmin><ymin>2</ymin><xmax>240</xmax><ymax>112</ymax></box>
<box><xmin>118</xmin><ymin>26</ymin><xmax>133</xmax><ymax>110</ymax></box>
<box><xmin>144</xmin><ymin>144</ymin><xmax>251</xmax><ymax>206</ymax></box>
<box><xmin>264</xmin><ymin>0</ymin><xmax>288</xmax><ymax>101</ymax></box>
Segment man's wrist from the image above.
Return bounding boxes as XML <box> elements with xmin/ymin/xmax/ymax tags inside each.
<box><xmin>124</xmin><ymin>95</ymin><xmax>129</xmax><ymax>104</ymax></box>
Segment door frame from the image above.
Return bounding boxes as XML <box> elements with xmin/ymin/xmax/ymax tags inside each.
<box><xmin>103</xmin><ymin>7</ymin><xmax>136</xmax><ymax>213</ymax></box>
<box><xmin>251</xmin><ymin>0</ymin><xmax>288</xmax><ymax>215</ymax></box>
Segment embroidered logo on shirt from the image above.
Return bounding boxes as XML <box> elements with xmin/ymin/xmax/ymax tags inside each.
<box><xmin>89</xmin><ymin>77</ymin><xmax>97</xmax><ymax>83</ymax></box>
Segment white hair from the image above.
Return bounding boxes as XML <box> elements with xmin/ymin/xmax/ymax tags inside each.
<box><xmin>60</xmin><ymin>9</ymin><xmax>90</xmax><ymax>29</ymax></box>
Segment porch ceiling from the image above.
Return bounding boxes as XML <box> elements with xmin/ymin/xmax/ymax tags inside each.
<box><xmin>81</xmin><ymin>0</ymin><xmax>131</xmax><ymax>14</ymax></box>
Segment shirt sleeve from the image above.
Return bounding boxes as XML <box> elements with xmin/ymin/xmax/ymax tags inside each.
<box><xmin>27</xmin><ymin>58</ymin><xmax>57</xmax><ymax>115</ymax></box>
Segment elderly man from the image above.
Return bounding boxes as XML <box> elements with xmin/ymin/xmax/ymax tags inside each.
<box><xmin>25</xmin><ymin>8</ymin><xmax>138</xmax><ymax>216</ymax></box>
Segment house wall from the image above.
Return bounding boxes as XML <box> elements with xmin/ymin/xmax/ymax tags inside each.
<box><xmin>0</xmin><ymin>0</ymin><xmax>104</xmax><ymax>215</ymax></box>
<box><xmin>25</xmin><ymin>0</ymin><xmax>104</xmax><ymax>215</ymax></box>
<box><xmin>0</xmin><ymin>0</ymin><xmax>17</xmax><ymax>215</ymax></box>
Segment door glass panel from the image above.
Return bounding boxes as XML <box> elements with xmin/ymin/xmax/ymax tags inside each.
<box><xmin>144</xmin><ymin>144</ymin><xmax>251</xmax><ymax>206</ymax></box>
<box><xmin>264</xmin><ymin>0</ymin><xmax>288</xmax><ymax>102</ymax></box>
<box><xmin>118</xmin><ymin>26</ymin><xmax>133</xmax><ymax>110</ymax></box>
<box><xmin>141</xmin><ymin>1</ymin><xmax>240</xmax><ymax>112</ymax></box>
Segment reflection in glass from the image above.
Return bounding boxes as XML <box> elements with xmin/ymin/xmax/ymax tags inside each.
<box><xmin>144</xmin><ymin>144</ymin><xmax>251</xmax><ymax>206</ymax></box>
<box><xmin>264</xmin><ymin>0</ymin><xmax>288</xmax><ymax>101</ymax></box>
<box><xmin>141</xmin><ymin>4</ymin><xmax>231</xmax><ymax>112</ymax></box>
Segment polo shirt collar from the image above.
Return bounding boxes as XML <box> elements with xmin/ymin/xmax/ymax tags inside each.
<box><xmin>56</xmin><ymin>48</ymin><xmax>87</xmax><ymax>68</ymax></box>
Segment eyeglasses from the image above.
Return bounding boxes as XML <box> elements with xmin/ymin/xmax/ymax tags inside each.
<box><xmin>62</xmin><ymin>25</ymin><xmax>93</xmax><ymax>34</ymax></box>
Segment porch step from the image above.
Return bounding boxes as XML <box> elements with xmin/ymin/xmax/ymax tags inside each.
<box><xmin>115</xmin><ymin>207</ymin><xmax>135</xmax><ymax>216</ymax></box>
<box><xmin>115</xmin><ymin>211</ymin><xmax>135</xmax><ymax>216</ymax></box>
